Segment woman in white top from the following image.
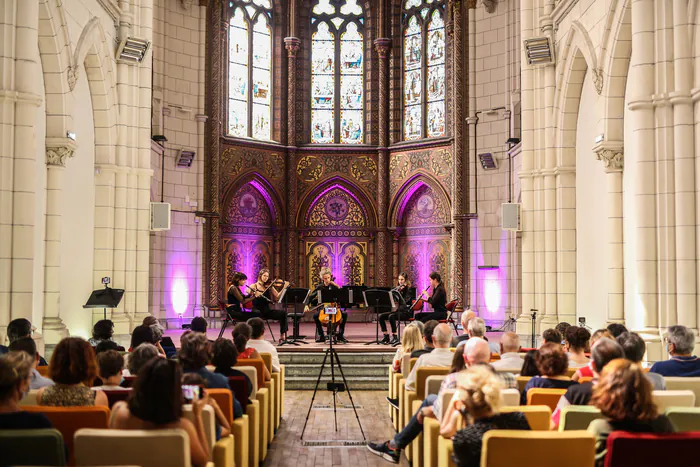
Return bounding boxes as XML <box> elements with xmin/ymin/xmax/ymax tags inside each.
<box><xmin>392</xmin><ymin>324</ymin><xmax>424</xmax><ymax>372</ymax></box>
<box><xmin>564</xmin><ymin>326</ymin><xmax>591</xmax><ymax>368</ymax></box>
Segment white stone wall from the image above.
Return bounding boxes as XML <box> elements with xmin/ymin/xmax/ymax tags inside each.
<box><xmin>150</xmin><ymin>0</ymin><xmax>206</xmax><ymax>328</ymax></box>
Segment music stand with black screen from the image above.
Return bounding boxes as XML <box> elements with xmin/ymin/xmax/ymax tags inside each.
<box><xmin>283</xmin><ymin>288</ymin><xmax>310</xmax><ymax>345</ymax></box>
<box><xmin>83</xmin><ymin>287</ymin><xmax>125</xmax><ymax>320</ymax></box>
<box><xmin>362</xmin><ymin>289</ymin><xmax>396</xmax><ymax>345</ymax></box>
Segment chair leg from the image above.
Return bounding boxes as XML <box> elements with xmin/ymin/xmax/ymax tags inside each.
<box><xmin>266</xmin><ymin>320</ymin><xmax>276</xmax><ymax>343</ymax></box>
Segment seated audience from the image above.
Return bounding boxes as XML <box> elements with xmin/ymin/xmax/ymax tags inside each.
<box><xmin>0</xmin><ymin>318</ymin><xmax>48</xmax><ymax>365</ymax></box>
<box><xmin>0</xmin><ymin>352</ymin><xmax>53</xmax><ymax>429</ymax></box>
<box><xmin>88</xmin><ymin>319</ymin><xmax>116</xmax><ymax>347</ymax></box>
<box><xmin>519</xmin><ymin>349</ymin><xmax>540</xmax><ymax>376</ymax></box>
<box><xmin>541</xmin><ymin>328</ymin><xmax>563</xmax><ymax>346</ymax></box>
<box><xmin>588</xmin><ymin>359</ymin><xmax>675</xmax><ymax>467</ymax></box>
<box><xmin>520</xmin><ymin>342</ymin><xmax>577</xmax><ymax>404</ymax></box>
<box><xmin>211</xmin><ymin>338</ymin><xmax>253</xmax><ymax>399</ymax></box>
<box><xmin>92</xmin><ymin>350</ymin><xmax>128</xmax><ymax>391</ymax></box>
<box><xmin>181</xmin><ymin>373</ymin><xmax>232</xmax><ymax>435</ymax></box>
<box><xmin>142</xmin><ymin>316</ymin><xmax>159</xmax><ymax>327</ymax></box>
<box><xmin>126</xmin><ymin>343</ymin><xmax>161</xmax><ymax>378</ymax></box>
<box><xmin>37</xmin><ymin>337</ymin><xmax>108</xmax><ymax>407</ymax></box>
<box><xmin>606</xmin><ymin>323</ymin><xmax>628</xmax><ymax>339</ymax></box>
<box><xmin>233</xmin><ymin>323</ymin><xmax>271</xmax><ymax>382</ymax></box>
<box><xmin>95</xmin><ymin>340</ymin><xmax>121</xmax><ymax>355</ymax></box>
<box><xmin>650</xmin><ymin>325</ymin><xmax>700</xmax><ymax>377</ymax></box>
<box><xmin>490</xmin><ymin>332</ymin><xmax>524</xmax><ymax>370</ymax></box>
<box><xmin>110</xmin><ymin>358</ymin><xmax>211</xmax><ymax>467</ymax></box>
<box><xmin>551</xmin><ymin>338</ymin><xmax>624</xmax><ymax>428</ymax></box>
<box><xmin>130</xmin><ymin>325</ymin><xmax>156</xmax><ymax>351</ymax></box>
<box><xmin>456</xmin><ymin>318</ymin><xmax>499</xmax><ymax>355</ymax></box>
<box><xmin>555</xmin><ymin>322</ymin><xmax>571</xmax><ymax>340</ymax></box>
<box><xmin>404</xmin><ymin>324</ymin><xmax>455</xmax><ymax>392</ymax></box>
<box><xmin>449</xmin><ymin>365</ymin><xmax>531</xmax><ymax>467</ymax></box>
<box><xmin>391</xmin><ymin>324</ymin><xmax>423</xmax><ymax>373</ymax></box>
<box><xmin>564</xmin><ymin>326</ymin><xmax>591</xmax><ymax>368</ymax></box>
<box><xmin>617</xmin><ymin>332</ymin><xmax>665</xmax><ymax>389</ymax></box>
<box><xmin>190</xmin><ymin>317</ymin><xmax>208</xmax><ymax>334</ymax></box>
<box><xmin>451</xmin><ymin>310</ymin><xmax>476</xmax><ymax>347</ymax></box>
<box><xmin>573</xmin><ymin>329</ymin><xmax>613</xmax><ymax>381</ymax></box>
<box><xmin>246</xmin><ymin>317</ymin><xmax>281</xmax><ymax>372</ymax></box>
<box><xmin>8</xmin><ymin>337</ymin><xmax>53</xmax><ymax>389</ymax></box>
<box><xmin>411</xmin><ymin>320</ymin><xmax>439</xmax><ymax>358</ymax></box>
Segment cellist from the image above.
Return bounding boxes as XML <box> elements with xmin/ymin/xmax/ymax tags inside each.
<box><xmin>306</xmin><ymin>268</ymin><xmax>349</xmax><ymax>343</ymax></box>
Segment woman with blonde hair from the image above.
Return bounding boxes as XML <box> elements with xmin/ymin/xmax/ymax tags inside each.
<box><xmin>443</xmin><ymin>365</ymin><xmax>530</xmax><ymax>466</ymax></box>
<box><xmin>588</xmin><ymin>359</ymin><xmax>674</xmax><ymax>467</ymax></box>
<box><xmin>391</xmin><ymin>324</ymin><xmax>424</xmax><ymax>373</ymax></box>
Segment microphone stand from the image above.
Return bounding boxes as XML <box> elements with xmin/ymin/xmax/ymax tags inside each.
<box><xmin>530</xmin><ymin>309</ymin><xmax>538</xmax><ymax>348</ymax></box>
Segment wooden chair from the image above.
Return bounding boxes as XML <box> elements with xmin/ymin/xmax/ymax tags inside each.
<box><xmin>558</xmin><ymin>405</ymin><xmax>603</xmax><ymax>431</ymax></box>
<box><xmin>259</xmin><ymin>352</ymin><xmax>281</xmax><ymax>432</ymax></box>
<box><xmin>501</xmin><ymin>405</ymin><xmax>552</xmax><ymax>431</ymax></box>
<box><xmin>0</xmin><ymin>428</ymin><xmax>66</xmax><ymax>466</ymax></box>
<box><xmin>206</xmin><ymin>388</ymin><xmax>249</xmax><ymax>467</ymax></box>
<box><xmin>481</xmin><ymin>430</ymin><xmax>595</xmax><ymax>467</ymax></box>
<box><xmin>604</xmin><ymin>431</ymin><xmax>700</xmax><ymax>467</ymax></box>
<box><xmin>23</xmin><ymin>405</ymin><xmax>110</xmax><ymax>465</ymax></box>
<box><xmin>526</xmin><ymin>388</ymin><xmax>567</xmax><ymax>413</ymax></box>
<box><xmin>665</xmin><ymin>406</ymin><xmax>700</xmax><ymax>431</ymax></box>
<box><xmin>664</xmin><ymin>377</ymin><xmax>700</xmax><ymax>407</ymax></box>
<box><xmin>653</xmin><ymin>390</ymin><xmax>696</xmax><ymax>412</ymax></box>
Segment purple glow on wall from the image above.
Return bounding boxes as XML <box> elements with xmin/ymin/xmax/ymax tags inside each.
<box><xmin>396</xmin><ymin>178</ymin><xmax>425</xmax><ymax>222</ymax></box>
<box><xmin>483</xmin><ymin>272</ymin><xmax>501</xmax><ymax>314</ymax></box>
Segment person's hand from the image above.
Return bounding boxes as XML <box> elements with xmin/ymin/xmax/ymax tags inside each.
<box><xmin>417</xmin><ymin>408</ymin><xmax>425</xmax><ymax>424</ymax></box>
<box><xmin>193</xmin><ymin>393</ymin><xmax>209</xmax><ymax>415</ymax></box>
<box><xmin>284</xmin><ymin>281</ymin><xmax>290</xmax><ymax>288</ymax></box>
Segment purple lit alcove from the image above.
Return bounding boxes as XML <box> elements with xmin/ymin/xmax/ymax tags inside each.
<box><xmin>471</xmin><ymin>226</ymin><xmax>509</xmax><ymax>324</ymax></box>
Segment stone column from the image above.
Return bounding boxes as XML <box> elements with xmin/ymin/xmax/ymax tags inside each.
<box><xmin>375</xmin><ymin>38</ymin><xmax>391</xmax><ymax>286</ymax></box>
<box><xmin>391</xmin><ymin>229</ymin><xmax>400</xmax><ymax>282</ymax></box>
<box><xmin>594</xmin><ymin>144</ymin><xmax>625</xmax><ymax>325</ymax></box>
<box><xmin>449</xmin><ymin>0</ymin><xmax>465</xmax><ymax>303</ymax></box>
<box><xmin>284</xmin><ymin>37</ymin><xmax>301</xmax><ymax>284</ymax></box>
<box><xmin>42</xmin><ymin>141</ymin><xmax>75</xmax><ymax>344</ymax></box>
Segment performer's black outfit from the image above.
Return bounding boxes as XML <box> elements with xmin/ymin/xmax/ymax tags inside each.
<box><xmin>309</xmin><ymin>283</ymin><xmax>348</xmax><ymax>342</ymax></box>
<box><xmin>378</xmin><ymin>285</ymin><xmax>414</xmax><ymax>334</ymax></box>
<box><xmin>226</xmin><ymin>286</ymin><xmax>262</xmax><ymax>322</ymax></box>
<box><xmin>252</xmin><ymin>288</ymin><xmax>288</xmax><ymax>336</ymax></box>
<box><xmin>414</xmin><ymin>283</ymin><xmax>447</xmax><ymax>322</ymax></box>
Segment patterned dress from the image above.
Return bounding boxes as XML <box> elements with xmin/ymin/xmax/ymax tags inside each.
<box><xmin>40</xmin><ymin>384</ymin><xmax>96</xmax><ymax>406</ymax></box>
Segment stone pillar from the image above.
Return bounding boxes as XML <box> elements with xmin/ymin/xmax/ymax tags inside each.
<box><xmin>449</xmin><ymin>0</ymin><xmax>465</xmax><ymax>303</ymax></box>
<box><xmin>391</xmin><ymin>229</ymin><xmax>400</xmax><ymax>282</ymax></box>
<box><xmin>284</xmin><ymin>37</ymin><xmax>301</xmax><ymax>284</ymax></box>
<box><xmin>42</xmin><ymin>141</ymin><xmax>75</xmax><ymax>344</ymax></box>
<box><xmin>594</xmin><ymin>144</ymin><xmax>625</xmax><ymax>325</ymax></box>
<box><xmin>375</xmin><ymin>38</ymin><xmax>391</xmax><ymax>286</ymax></box>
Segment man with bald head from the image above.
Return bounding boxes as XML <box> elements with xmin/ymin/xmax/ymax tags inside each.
<box><xmin>451</xmin><ymin>310</ymin><xmax>476</xmax><ymax>347</ymax></box>
<box><xmin>404</xmin><ymin>323</ymin><xmax>454</xmax><ymax>392</ymax></box>
<box><xmin>490</xmin><ymin>332</ymin><xmax>524</xmax><ymax>370</ymax></box>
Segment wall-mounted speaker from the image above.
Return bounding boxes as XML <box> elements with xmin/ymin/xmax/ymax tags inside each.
<box><xmin>150</xmin><ymin>202</ymin><xmax>171</xmax><ymax>231</ymax></box>
<box><xmin>501</xmin><ymin>203</ymin><xmax>521</xmax><ymax>231</ymax></box>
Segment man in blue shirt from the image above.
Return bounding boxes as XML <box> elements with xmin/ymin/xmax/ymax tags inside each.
<box><xmin>650</xmin><ymin>325</ymin><xmax>700</xmax><ymax>377</ymax></box>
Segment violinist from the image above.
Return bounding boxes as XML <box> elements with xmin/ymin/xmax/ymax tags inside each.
<box><xmin>308</xmin><ymin>268</ymin><xmax>348</xmax><ymax>343</ymax></box>
<box><xmin>249</xmin><ymin>268</ymin><xmax>290</xmax><ymax>344</ymax></box>
<box><xmin>378</xmin><ymin>272</ymin><xmax>414</xmax><ymax>345</ymax></box>
<box><xmin>226</xmin><ymin>272</ymin><xmax>263</xmax><ymax>321</ymax></box>
<box><xmin>414</xmin><ymin>271</ymin><xmax>447</xmax><ymax>323</ymax></box>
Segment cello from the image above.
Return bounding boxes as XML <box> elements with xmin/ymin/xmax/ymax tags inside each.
<box><xmin>411</xmin><ymin>286</ymin><xmax>431</xmax><ymax>312</ymax></box>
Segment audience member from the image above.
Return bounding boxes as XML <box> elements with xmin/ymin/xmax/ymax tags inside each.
<box><xmin>457</xmin><ymin>318</ymin><xmax>499</xmax><ymax>354</ymax></box>
<box><xmin>126</xmin><ymin>343</ymin><xmax>160</xmax><ymax>377</ymax></box>
<box><xmin>519</xmin><ymin>349</ymin><xmax>540</xmax><ymax>376</ymax></box>
<box><xmin>565</xmin><ymin>326</ymin><xmax>591</xmax><ymax>368</ymax></box>
<box><xmin>232</xmin><ymin>323</ymin><xmax>271</xmax><ymax>383</ymax></box>
<box><xmin>93</xmin><ymin>350</ymin><xmax>127</xmax><ymax>391</ymax></box>
<box><xmin>551</xmin><ymin>338</ymin><xmax>624</xmax><ymax>428</ymax></box>
<box><xmin>411</xmin><ymin>320</ymin><xmax>439</xmax><ymax>358</ymax></box>
<box><xmin>404</xmin><ymin>324</ymin><xmax>455</xmax><ymax>392</ymax></box>
<box><xmin>490</xmin><ymin>332</ymin><xmax>524</xmax><ymax>370</ymax></box>
<box><xmin>411</xmin><ymin>320</ymin><xmax>425</xmax><ymax>337</ymax></box>
<box><xmin>149</xmin><ymin>322</ymin><xmax>173</xmax><ymax>358</ymax></box>
<box><xmin>555</xmin><ymin>322</ymin><xmax>571</xmax><ymax>341</ymax></box>
<box><xmin>8</xmin><ymin>337</ymin><xmax>53</xmax><ymax>389</ymax></box>
<box><xmin>0</xmin><ymin>352</ymin><xmax>53</xmax><ymax>429</ymax></box>
<box><xmin>95</xmin><ymin>340</ymin><xmax>121</xmax><ymax>355</ymax></box>
<box><xmin>617</xmin><ymin>332</ymin><xmax>665</xmax><ymax>389</ymax></box>
<box><xmin>37</xmin><ymin>337</ymin><xmax>108</xmax><ymax>407</ymax></box>
<box><xmin>211</xmin><ymin>338</ymin><xmax>253</xmax><ymax>399</ymax></box>
<box><xmin>449</xmin><ymin>365</ymin><xmax>531</xmax><ymax>467</ymax></box>
<box><xmin>541</xmin><ymin>328</ymin><xmax>563</xmax><ymax>346</ymax></box>
<box><xmin>190</xmin><ymin>317</ymin><xmax>208</xmax><ymax>334</ymax></box>
<box><xmin>0</xmin><ymin>318</ymin><xmax>48</xmax><ymax>365</ymax></box>
<box><xmin>572</xmin><ymin>329</ymin><xmax>613</xmax><ymax>381</ymax></box>
<box><xmin>246</xmin><ymin>317</ymin><xmax>280</xmax><ymax>372</ymax></box>
<box><xmin>650</xmin><ymin>325</ymin><xmax>700</xmax><ymax>377</ymax></box>
<box><xmin>181</xmin><ymin>373</ymin><xmax>232</xmax><ymax>436</ymax></box>
<box><xmin>142</xmin><ymin>316</ymin><xmax>159</xmax><ymax>327</ymax></box>
<box><xmin>110</xmin><ymin>358</ymin><xmax>211</xmax><ymax>467</ymax></box>
<box><xmin>520</xmin><ymin>342</ymin><xmax>577</xmax><ymax>404</ymax></box>
<box><xmin>588</xmin><ymin>359</ymin><xmax>675</xmax><ymax>467</ymax></box>
<box><xmin>89</xmin><ymin>319</ymin><xmax>116</xmax><ymax>347</ymax></box>
<box><xmin>606</xmin><ymin>323</ymin><xmax>628</xmax><ymax>339</ymax></box>
<box><xmin>451</xmin><ymin>310</ymin><xmax>476</xmax><ymax>347</ymax></box>
<box><xmin>391</xmin><ymin>324</ymin><xmax>423</xmax><ymax>373</ymax></box>
<box><xmin>130</xmin><ymin>325</ymin><xmax>156</xmax><ymax>351</ymax></box>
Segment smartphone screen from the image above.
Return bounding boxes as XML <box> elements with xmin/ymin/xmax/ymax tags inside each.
<box><xmin>182</xmin><ymin>384</ymin><xmax>201</xmax><ymax>402</ymax></box>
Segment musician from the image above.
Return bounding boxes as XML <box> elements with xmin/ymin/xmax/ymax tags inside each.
<box><xmin>414</xmin><ymin>271</ymin><xmax>447</xmax><ymax>322</ymax></box>
<box><xmin>308</xmin><ymin>268</ymin><xmax>349</xmax><ymax>343</ymax></box>
<box><xmin>378</xmin><ymin>272</ymin><xmax>414</xmax><ymax>345</ymax></box>
<box><xmin>249</xmin><ymin>268</ymin><xmax>290</xmax><ymax>344</ymax></box>
<box><xmin>226</xmin><ymin>272</ymin><xmax>263</xmax><ymax>321</ymax></box>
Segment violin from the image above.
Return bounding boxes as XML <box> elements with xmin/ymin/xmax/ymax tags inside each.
<box><xmin>411</xmin><ymin>286</ymin><xmax>430</xmax><ymax>312</ymax></box>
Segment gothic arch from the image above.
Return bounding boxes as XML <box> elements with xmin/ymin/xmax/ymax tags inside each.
<box><xmin>555</xmin><ymin>46</ymin><xmax>591</xmax><ymax>166</ymax></box>
<box><xmin>388</xmin><ymin>172</ymin><xmax>451</xmax><ymax>228</ymax></box>
<box><xmin>222</xmin><ymin>173</ymin><xmax>284</xmax><ymax>226</ymax></box>
<box><xmin>296</xmin><ymin>176</ymin><xmax>378</xmax><ymax>228</ymax></box>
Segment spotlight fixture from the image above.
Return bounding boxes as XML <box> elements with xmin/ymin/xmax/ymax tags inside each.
<box><xmin>478</xmin><ymin>153</ymin><xmax>498</xmax><ymax>170</ymax></box>
<box><xmin>477</xmin><ymin>265</ymin><xmax>500</xmax><ymax>270</ymax></box>
<box><xmin>524</xmin><ymin>37</ymin><xmax>554</xmax><ymax>65</ymax></box>
<box><xmin>177</xmin><ymin>150</ymin><xmax>195</xmax><ymax>168</ymax></box>
<box><xmin>117</xmin><ymin>37</ymin><xmax>151</xmax><ymax>63</ymax></box>
<box><xmin>506</xmin><ymin>137</ymin><xmax>521</xmax><ymax>145</ymax></box>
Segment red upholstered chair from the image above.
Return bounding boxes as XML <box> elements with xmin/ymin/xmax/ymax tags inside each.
<box><xmin>443</xmin><ymin>299</ymin><xmax>460</xmax><ymax>335</ymax></box>
<box><xmin>604</xmin><ymin>431</ymin><xmax>700</xmax><ymax>467</ymax></box>
<box><xmin>121</xmin><ymin>375</ymin><xmax>136</xmax><ymax>388</ymax></box>
<box><xmin>102</xmin><ymin>389</ymin><xmax>131</xmax><ymax>408</ymax></box>
<box><xmin>228</xmin><ymin>376</ymin><xmax>248</xmax><ymax>412</ymax></box>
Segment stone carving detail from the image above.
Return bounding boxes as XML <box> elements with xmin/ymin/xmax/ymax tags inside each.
<box><xmin>592</xmin><ymin>68</ymin><xmax>604</xmax><ymax>95</ymax></box>
<box><xmin>596</xmin><ymin>148</ymin><xmax>624</xmax><ymax>171</ymax></box>
<box><xmin>67</xmin><ymin>65</ymin><xmax>79</xmax><ymax>91</ymax></box>
<box><xmin>46</xmin><ymin>146</ymin><xmax>75</xmax><ymax>167</ymax></box>
<box><xmin>181</xmin><ymin>0</ymin><xmax>195</xmax><ymax>9</ymax></box>
<box><xmin>481</xmin><ymin>0</ymin><xmax>497</xmax><ymax>13</ymax></box>
<box><xmin>307</xmin><ymin>187</ymin><xmax>366</xmax><ymax>228</ymax></box>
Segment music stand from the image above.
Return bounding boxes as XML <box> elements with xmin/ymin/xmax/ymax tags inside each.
<box><xmin>363</xmin><ymin>289</ymin><xmax>396</xmax><ymax>345</ymax></box>
<box><xmin>393</xmin><ymin>287</ymin><xmax>416</xmax><ymax>347</ymax></box>
<box><xmin>283</xmin><ymin>288</ymin><xmax>310</xmax><ymax>345</ymax></box>
<box><xmin>83</xmin><ymin>286</ymin><xmax>125</xmax><ymax>320</ymax></box>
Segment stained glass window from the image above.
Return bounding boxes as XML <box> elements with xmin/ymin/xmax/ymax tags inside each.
<box><xmin>227</xmin><ymin>0</ymin><xmax>273</xmax><ymax>140</ymax></box>
<box><xmin>311</xmin><ymin>0</ymin><xmax>364</xmax><ymax>144</ymax></box>
<box><xmin>403</xmin><ymin>0</ymin><xmax>445</xmax><ymax>140</ymax></box>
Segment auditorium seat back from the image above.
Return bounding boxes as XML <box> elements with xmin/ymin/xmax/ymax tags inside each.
<box><xmin>228</xmin><ymin>376</ymin><xmax>249</xmax><ymax>412</ymax></box>
<box><xmin>579</xmin><ymin>376</ymin><xmax>594</xmax><ymax>384</ymax></box>
<box><xmin>37</xmin><ymin>365</ymin><xmax>50</xmax><ymax>377</ymax></box>
<box><xmin>604</xmin><ymin>431</ymin><xmax>700</xmax><ymax>467</ymax></box>
<box><xmin>416</xmin><ymin>367</ymin><xmax>450</xmax><ymax>399</ymax></box>
<box><xmin>236</xmin><ymin>366</ymin><xmax>258</xmax><ymax>397</ymax></box>
<box><xmin>425</xmin><ymin>375</ymin><xmax>446</xmax><ymax>396</ymax></box>
<box><xmin>19</xmin><ymin>389</ymin><xmax>39</xmax><ymax>406</ymax></box>
<box><xmin>74</xmin><ymin>428</ymin><xmax>190</xmax><ymax>467</ymax></box>
<box><xmin>235</xmin><ymin>358</ymin><xmax>265</xmax><ymax>388</ymax></box>
<box><xmin>664</xmin><ymin>407</ymin><xmax>700</xmax><ymax>432</ymax></box>
<box><xmin>0</xmin><ymin>428</ymin><xmax>66</xmax><ymax>467</ymax></box>
<box><xmin>401</xmin><ymin>354</ymin><xmax>412</xmax><ymax>376</ymax></box>
<box><xmin>213</xmin><ymin>435</ymin><xmax>235</xmax><ymax>467</ymax></box>
<box><xmin>500</xmin><ymin>389</ymin><xmax>520</xmax><ymax>407</ymax></box>
<box><xmin>526</xmin><ymin>388</ymin><xmax>567</xmax><ymax>412</ymax></box>
<box><xmin>183</xmin><ymin>404</ymin><xmax>216</xmax><ymax>450</ymax></box>
<box><xmin>481</xmin><ymin>430</ymin><xmax>595</xmax><ymax>467</ymax></box>
<box><xmin>102</xmin><ymin>389</ymin><xmax>132</xmax><ymax>408</ymax></box>
<box><xmin>207</xmin><ymin>388</ymin><xmax>234</xmax><ymax>424</ymax></box>
<box><xmin>664</xmin><ymin>377</ymin><xmax>700</xmax><ymax>407</ymax></box>
<box><xmin>558</xmin><ymin>406</ymin><xmax>603</xmax><ymax>431</ymax></box>
<box><xmin>516</xmin><ymin>376</ymin><xmax>531</xmax><ymax>392</ymax></box>
<box><xmin>652</xmin><ymin>390</ymin><xmax>696</xmax><ymax>412</ymax></box>
<box><xmin>564</xmin><ymin>368</ymin><xmax>577</xmax><ymax>378</ymax></box>
<box><xmin>501</xmin><ymin>405</ymin><xmax>552</xmax><ymax>431</ymax></box>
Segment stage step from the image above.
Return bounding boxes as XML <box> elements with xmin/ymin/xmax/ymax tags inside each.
<box><xmin>280</xmin><ymin>352</ymin><xmax>394</xmax><ymax>390</ymax></box>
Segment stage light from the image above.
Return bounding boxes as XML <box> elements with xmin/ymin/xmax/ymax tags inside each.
<box><xmin>172</xmin><ymin>277</ymin><xmax>189</xmax><ymax>316</ymax></box>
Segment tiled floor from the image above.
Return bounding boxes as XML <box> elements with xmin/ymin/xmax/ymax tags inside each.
<box><xmin>262</xmin><ymin>390</ymin><xmax>410</xmax><ymax>466</ymax></box>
